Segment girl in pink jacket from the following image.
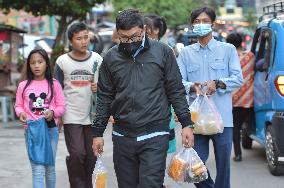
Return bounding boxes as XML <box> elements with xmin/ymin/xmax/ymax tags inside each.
<box><xmin>15</xmin><ymin>48</ymin><xmax>65</xmax><ymax>188</ymax></box>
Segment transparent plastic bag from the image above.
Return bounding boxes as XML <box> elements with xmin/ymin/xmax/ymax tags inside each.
<box><xmin>193</xmin><ymin>95</ymin><xmax>224</xmax><ymax>135</ymax></box>
<box><xmin>167</xmin><ymin>147</ymin><xmax>208</xmax><ymax>183</ymax></box>
<box><xmin>92</xmin><ymin>155</ymin><xmax>107</xmax><ymax>188</ymax></box>
<box><xmin>167</xmin><ymin>148</ymin><xmax>189</xmax><ymax>182</ymax></box>
<box><xmin>185</xmin><ymin>148</ymin><xmax>208</xmax><ymax>183</ymax></box>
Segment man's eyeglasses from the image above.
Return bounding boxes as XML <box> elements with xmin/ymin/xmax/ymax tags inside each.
<box><xmin>118</xmin><ymin>30</ymin><xmax>144</xmax><ymax>43</ymax></box>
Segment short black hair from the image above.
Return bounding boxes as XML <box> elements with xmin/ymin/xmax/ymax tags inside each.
<box><xmin>67</xmin><ymin>22</ymin><xmax>88</xmax><ymax>41</ymax></box>
<box><xmin>144</xmin><ymin>17</ymin><xmax>154</xmax><ymax>30</ymax></box>
<box><xmin>226</xmin><ymin>33</ymin><xmax>243</xmax><ymax>48</ymax></box>
<box><xmin>116</xmin><ymin>9</ymin><xmax>144</xmax><ymax>30</ymax></box>
<box><xmin>145</xmin><ymin>14</ymin><xmax>167</xmax><ymax>39</ymax></box>
<box><xmin>190</xmin><ymin>6</ymin><xmax>216</xmax><ymax>24</ymax></box>
<box><xmin>144</xmin><ymin>17</ymin><xmax>154</xmax><ymax>32</ymax></box>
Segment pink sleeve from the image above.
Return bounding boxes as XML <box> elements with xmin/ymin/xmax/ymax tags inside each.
<box><xmin>49</xmin><ymin>80</ymin><xmax>65</xmax><ymax>118</ymax></box>
<box><xmin>14</xmin><ymin>82</ymin><xmax>25</xmax><ymax>117</ymax></box>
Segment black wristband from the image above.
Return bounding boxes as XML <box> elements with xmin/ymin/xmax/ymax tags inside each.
<box><xmin>214</xmin><ymin>80</ymin><xmax>226</xmax><ymax>89</ymax></box>
<box><xmin>214</xmin><ymin>80</ymin><xmax>220</xmax><ymax>89</ymax></box>
<box><xmin>189</xmin><ymin>84</ymin><xmax>195</xmax><ymax>93</ymax></box>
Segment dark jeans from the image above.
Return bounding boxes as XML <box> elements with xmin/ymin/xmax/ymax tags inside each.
<box><xmin>232</xmin><ymin>107</ymin><xmax>255</xmax><ymax>156</ymax></box>
<box><xmin>64</xmin><ymin>124</ymin><xmax>96</xmax><ymax>188</ymax></box>
<box><xmin>194</xmin><ymin>128</ymin><xmax>233</xmax><ymax>188</ymax></box>
<box><xmin>112</xmin><ymin>134</ymin><xmax>169</xmax><ymax>188</ymax></box>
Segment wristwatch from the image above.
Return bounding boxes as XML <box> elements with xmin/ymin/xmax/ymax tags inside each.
<box><xmin>214</xmin><ymin>80</ymin><xmax>220</xmax><ymax>89</ymax></box>
<box><xmin>214</xmin><ymin>80</ymin><xmax>226</xmax><ymax>89</ymax></box>
<box><xmin>189</xmin><ymin>84</ymin><xmax>196</xmax><ymax>93</ymax></box>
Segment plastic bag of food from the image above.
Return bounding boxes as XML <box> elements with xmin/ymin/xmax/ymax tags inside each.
<box><xmin>92</xmin><ymin>155</ymin><xmax>107</xmax><ymax>188</ymax></box>
<box><xmin>184</xmin><ymin>148</ymin><xmax>208</xmax><ymax>183</ymax></box>
<box><xmin>168</xmin><ymin>147</ymin><xmax>208</xmax><ymax>183</ymax></box>
<box><xmin>193</xmin><ymin>95</ymin><xmax>224</xmax><ymax>135</ymax></box>
<box><xmin>167</xmin><ymin>147</ymin><xmax>190</xmax><ymax>182</ymax></box>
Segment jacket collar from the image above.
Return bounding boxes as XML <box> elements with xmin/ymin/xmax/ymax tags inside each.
<box><xmin>141</xmin><ymin>35</ymin><xmax>150</xmax><ymax>51</ymax></box>
<box><xmin>192</xmin><ymin>37</ymin><xmax>216</xmax><ymax>52</ymax></box>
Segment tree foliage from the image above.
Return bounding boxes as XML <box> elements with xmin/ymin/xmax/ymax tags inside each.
<box><xmin>111</xmin><ymin>0</ymin><xmax>203</xmax><ymax>27</ymax></box>
<box><xmin>0</xmin><ymin>0</ymin><xmax>104</xmax><ymax>63</ymax></box>
<box><xmin>245</xmin><ymin>8</ymin><xmax>257</xmax><ymax>30</ymax></box>
<box><xmin>1</xmin><ymin>0</ymin><xmax>101</xmax><ymax>17</ymax></box>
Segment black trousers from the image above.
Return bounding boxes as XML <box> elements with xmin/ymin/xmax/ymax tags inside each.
<box><xmin>232</xmin><ymin>107</ymin><xmax>255</xmax><ymax>156</ymax></box>
<box><xmin>64</xmin><ymin>124</ymin><xmax>96</xmax><ymax>188</ymax></box>
<box><xmin>112</xmin><ymin>134</ymin><xmax>169</xmax><ymax>188</ymax></box>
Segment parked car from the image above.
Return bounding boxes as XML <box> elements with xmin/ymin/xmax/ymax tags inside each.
<box><xmin>242</xmin><ymin>2</ymin><xmax>284</xmax><ymax>176</ymax></box>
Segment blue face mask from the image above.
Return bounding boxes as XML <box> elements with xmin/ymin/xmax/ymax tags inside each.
<box><xmin>193</xmin><ymin>24</ymin><xmax>212</xmax><ymax>37</ymax></box>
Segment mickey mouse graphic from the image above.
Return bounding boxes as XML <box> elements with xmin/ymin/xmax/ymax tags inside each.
<box><xmin>29</xmin><ymin>92</ymin><xmax>48</xmax><ymax>115</ymax></box>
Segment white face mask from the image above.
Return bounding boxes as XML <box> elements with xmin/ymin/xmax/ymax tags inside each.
<box><xmin>193</xmin><ymin>24</ymin><xmax>212</xmax><ymax>37</ymax></box>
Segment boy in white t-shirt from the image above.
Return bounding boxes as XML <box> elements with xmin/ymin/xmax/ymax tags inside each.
<box><xmin>54</xmin><ymin>22</ymin><xmax>102</xmax><ymax>188</ymax></box>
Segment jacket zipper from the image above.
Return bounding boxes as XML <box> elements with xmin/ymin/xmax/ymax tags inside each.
<box><xmin>131</xmin><ymin>56</ymin><xmax>136</xmax><ymax>125</ymax></box>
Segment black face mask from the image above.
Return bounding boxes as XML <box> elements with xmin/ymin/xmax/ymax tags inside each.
<box><xmin>119</xmin><ymin>40</ymin><xmax>142</xmax><ymax>56</ymax></box>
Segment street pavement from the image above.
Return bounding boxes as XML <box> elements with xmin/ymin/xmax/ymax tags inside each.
<box><xmin>0</xmin><ymin>121</ymin><xmax>283</xmax><ymax>188</ymax></box>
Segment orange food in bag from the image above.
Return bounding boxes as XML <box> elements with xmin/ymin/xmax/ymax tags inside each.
<box><xmin>96</xmin><ymin>172</ymin><xmax>107</xmax><ymax>188</ymax></box>
<box><xmin>190</xmin><ymin>111</ymin><xmax>199</xmax><ymax>123</ymax></box>
<box><xmin>168</xmin><ymin>157</ymin><xmax>188</xmax><ymax>181</ymax></box>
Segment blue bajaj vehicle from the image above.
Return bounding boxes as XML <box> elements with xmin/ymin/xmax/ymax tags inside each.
<box><xmin>242</xmin><ymin>2</ymin><xmax>284</xmax><ymax>175</ymax></box>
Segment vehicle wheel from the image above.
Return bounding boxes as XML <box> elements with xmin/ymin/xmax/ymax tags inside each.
<box><xmin>242</xmin><ymin>125</ymin><xmax>253</xmax><ymax>149</ymax></box>
<box><xmin>265</xmin><ymin>126</ymin><xmax>284</xmax><ymax>176</ymax></box>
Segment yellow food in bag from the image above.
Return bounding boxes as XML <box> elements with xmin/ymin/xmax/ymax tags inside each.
<box><xmin>193</xmin><ymin>166</ymin><xmax>207</xmax><ymax>176</ymax></box>
<box><xmin>96</xmin><ymin>172</ymin><xmax>107</xmax><ymax>188</ymax></box>
<box><xmin>191</xmin><ymin>162</ymin><xmax>202</xmax><ymax>171</ymax></box>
